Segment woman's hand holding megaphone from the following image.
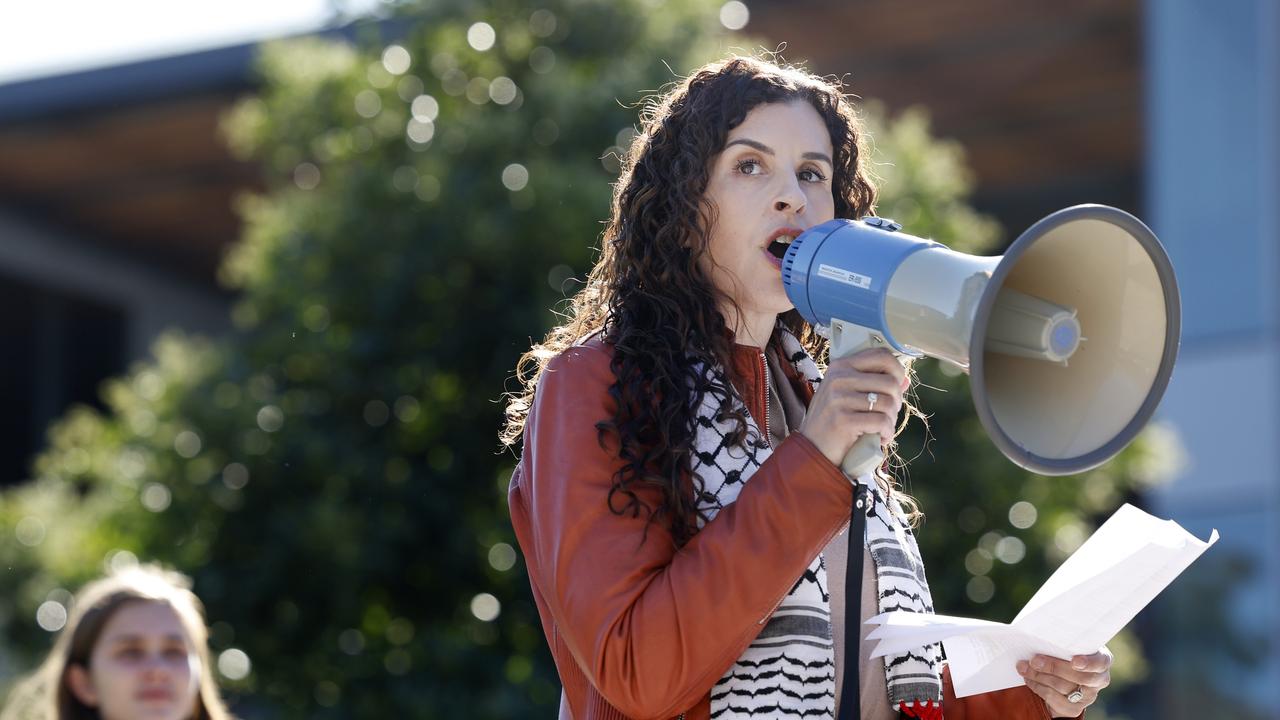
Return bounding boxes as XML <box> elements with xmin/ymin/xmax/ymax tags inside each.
<box><xmin>797</xmin><ymin>347</ymin><xmax>906</xmax><ymax>471</ymax></box>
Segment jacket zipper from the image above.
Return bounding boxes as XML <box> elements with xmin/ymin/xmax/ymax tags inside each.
<box><xmin>760</xmin><ymin>352</ymin><xmax>771</xmax><ymax>449</ymax></box>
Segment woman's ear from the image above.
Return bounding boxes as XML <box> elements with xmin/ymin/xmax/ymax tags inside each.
<box><xmin>65</xmin><ymin>663</ymin><xmax>100</xmax><ymax>707</ymax></box>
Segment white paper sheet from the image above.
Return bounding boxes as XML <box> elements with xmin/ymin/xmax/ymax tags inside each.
<box><xmin>864</xmin><ymin>503</ymin><xmax>1218</xmax><ymax>697</ymax></box>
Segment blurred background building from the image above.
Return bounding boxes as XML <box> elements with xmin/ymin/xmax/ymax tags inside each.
<box><xmin>0</xmin><ymin>0</ymin><xmax>1274</xmax><ymax>716</ymax></box>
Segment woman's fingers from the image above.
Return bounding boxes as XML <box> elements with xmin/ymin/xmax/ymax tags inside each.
<box><xmin>798</xmin><ymin>348</ymin><xmax>908</xmax><ymax>464</ymax></box>
<box><xmin>1021</xmin><ymin>675</ymin><xmax>1090</xmax><ymax>718</ymax></box>
<box><xmin>1019</xmin><ymin>655</ymin><xmax>1110</xmax><ymax>689</ymax></box>
<box><xmin>1017</xmin><ymin>652</ymin><xmax>1110</xmax><ymax>719</ymax></box>
<box><xmin>1070</xmin><ymin>650</ymin><xmax>1114</xmax><ymax>675</ymax></box>
<box><xmin>827</xmin><ymin>348</ymin><xmax>906</xmax><ymax>386</ymax></box>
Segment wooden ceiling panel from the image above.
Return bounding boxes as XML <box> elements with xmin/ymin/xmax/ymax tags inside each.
<box><xmin>750</xmin><ymin>0</ymin><xmax>1143</xmax><ymax>225</ymax></box>
<box><xmin>0</xmin><ymin>96</ymin><xmax>242</xmax><ymax>193</ymax></box>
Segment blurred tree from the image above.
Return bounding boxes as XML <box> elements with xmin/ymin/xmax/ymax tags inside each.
<box><xmin>0</xmin><ymin>3</ymin><xmax>1181</xmax><ymax>718</ymax></box>
<box><xmin>1</xmin><ymin>1</ymin><xmax>737</xmax><ymax>716</ymax></box>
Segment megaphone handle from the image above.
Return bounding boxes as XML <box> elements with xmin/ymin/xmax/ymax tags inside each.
<box><xmin>828</xmin><ymin>320</ymin><xmax>888</xmax><ymax>478</ymax></box>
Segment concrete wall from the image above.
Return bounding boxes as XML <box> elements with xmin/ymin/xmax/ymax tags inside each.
<box><xmin>1145</xmin><ymin>0</ymin><xmax>1279</xmax><ymax>715</ymax></box>
<box><xmin>0</xmin><ymin>210</ymin><xmax>230</xmax><ymax>363</ymax></box>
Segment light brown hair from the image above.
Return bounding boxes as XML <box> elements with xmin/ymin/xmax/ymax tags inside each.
<box><xmin>1</xmin><ymin>564</ymin><xmax>234</xmax><ymax>720</ymax></box>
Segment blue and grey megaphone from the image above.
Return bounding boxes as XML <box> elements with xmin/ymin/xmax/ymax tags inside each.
<box><xmin>782</xmin><ymin>204</ymin><xmax>1181</xmax><ymax>477</ymax></box>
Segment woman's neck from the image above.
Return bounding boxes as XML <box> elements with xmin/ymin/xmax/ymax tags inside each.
<box><xmin>725</xmin><ymin>308</ymin><xmax>778</xmax><ymax>349</ymax></box>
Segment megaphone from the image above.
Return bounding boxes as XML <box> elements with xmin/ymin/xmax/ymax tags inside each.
<box><xmin>782</xmin><ymin>204</ymin><xmax>1180</xmax><ymax>477</ymax></box>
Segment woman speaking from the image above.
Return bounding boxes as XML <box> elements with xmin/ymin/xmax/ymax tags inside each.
<box><xmin>501</xmin><ymin>55</ymin><xmax>1110</xmax><ymax>720</ymax></box>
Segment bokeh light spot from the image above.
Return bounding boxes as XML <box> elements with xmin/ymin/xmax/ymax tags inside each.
<box><xmin>502</xmin><ymin>163</ymin><xmax>529</xmax><ymax>191</ymax></box>
<box><xmin>355</xmin><ymin>89</ymin><xmax>382</xmax><ymax>118</ymax></box>
<box><xmin>338</xmin><ymin>628</ymin><xmax>365</xmax><ymax>655</ymax></box>
<box><xmin>488</xmin><ymin>542</ymin><xmax>517</xmax><ymax>571</ymax></box>
<box><xmin>528</xmin><ymin>123</ymin><xmax>557</xmax><ymax>151</ymax></box>
<box><xmin>1008</xmin><ymin>501</ymin><xmax>1038</xmax><ymax>529</ymax></box>
<box><xmin>529</xmin><ymin>9</ymin><xmax>557</xmax><ymax>37</ymax></box>
<box><xmin>470</xmin><ymin>593</ymin><xmax>501</xmax><ymax>622</ymax></box>
<box><xmin>294</xmin><ymin>162</ymin><xmax>321</xmax><ymax>190</ymax></box>
<box><xmin>36</xmin><ymin>601</ymin><xmax>67</xmax><ymax>632</ymax></box>
<box><xmin>303</xmin><ymin>304</ymin><xmax>331</xmax><ymax>332</ymax></box>
<box><xmin>529</xmin><ymin>46</ymin><xmax>556</xmax><ymax>74</ymax></box>
<box><xmin>406</xmin><ymin>118</ymin><xmax>435</xmax><ymax>145</ymax></box>
<box><xmin>489</xmin><ymin>76</ymin><xmax>518</xmax><ymax>105</ymax></box>
<box><xmin>394</xmin><ymin>396</ymin><xmax>421</xmax><ymax>422</ymax></box>
<box><xmin>415</xmin><ymin>175</ymin><xmax>441</xmax><ymax>202</ymax></box>
<box><xmin>396</xmin><ymin>75</ymin><xmax>424</xmax><ymax>101</ymax></box>
<box><xmin>141</xmin><ymin>483</ymin><xmax>172</xmax><ymax>512</ymax></box>
<box><xmin>392</xmin><ymin>166</ymin><xmax>419</xmax><ymax>193</ymax></box>
<box><xmin>106</xmin><ymin>549</ymin><xmax>139</xmax><ymax>574</ymax></box>
<box><xmin>257</xmin><ymin>405</ymin><xmax>284</xmax><ymax>433</ymax></box>
<box><xmin>964</xmin><ymin>547</ymin><xmax>992</xmax><ymax>576</ymax></box>
<box><xmin>966</xmin><ymin>576</ymin><xmax>995</xmax><ymax>603</ymax></box>
<box><xmin>386</xmin><ymin>618</ymin><xmax>415</xmax><ymax>645</ymax></box>
<box><xmin>364</xmin><ymin>400</ymin><xmax>391</xmax><ymax>427</ymax></box>
<box><xmin>466</xmin><ymin>77</ymin><xmax>491</xmax><ymax>104</ymax></box>
<box><xmin>719</xmin><ymin>1</ymin><xmax>750</xmax><ymax>29</ymax></box>
<box><xmin>1055</xmin><ymin>522</ymin><xmax>1087</xmax><ymax>555</ymax></box>
<box><xmin>218</xmin><ymin>648</ymin><xmax>251</xmax><ymax>681</ymax></box>
<box><xmin>222</xmin><ymin>462</ymin><xmax>250</xmax><ymax>490</ymax></box>
<box><xmin>411</xmin><ymin>94</ymin><xmax>439</xmax><ymax>122</ymax></box>
<box><xmin>174</xmin><ymin>430</ymin><xmax>202</xmax><ymax>458</ymax></box>
<box><xmin>995</xmin><ymin>536</ymin><xmax>1026</xmax><ymax>564</ymax></box>
<box><xmin>15</xmin><ymin>516</ymin><xmax>46</xmax><ymax>547</ymax></box>
<box><xmin>381</xmin><ymin>45</ymin><xmax>411</xmax><ymax>75</ymax></box>
<box><xmin>366</xmin><ymin>61</ymin><xmax>393</xmax><ymax>88</ymax></box>
<box><xmin>467</xmin><ymin>22</ymin><xmax>496</xmax><ymax>51</ymax></box>
<box><xmin>547</xmin><ymin>264</ymin><xmax>575</xmax><ymax>293</ymax></box>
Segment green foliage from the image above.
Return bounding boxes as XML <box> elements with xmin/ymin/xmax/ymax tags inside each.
<box><xmin>0</xmin><ymin>2</ymin><xmax>1178</xmax><ymax>717</ymax></box>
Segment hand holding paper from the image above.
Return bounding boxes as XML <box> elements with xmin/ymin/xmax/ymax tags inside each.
<box><xmin>865</xmin><ymin>503</ymin><xmax>1218</xmax><ymax>697</ymax></box>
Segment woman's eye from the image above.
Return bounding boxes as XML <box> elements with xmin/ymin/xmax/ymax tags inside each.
<box><xmin>800</xmin><ymin>168</ymin><xmax>827</xmax><ymax>183</ymax></box>
<box><xmin>735</xmin><ymin>159</ymin><xmax>763</xmax><ymax>176</ymax></box>
<box><xmin>117</xmin><ymin>648</ymin><xmax>145</xmax><ymax>661</ymax></box>
<box><xmin>163</xmin><ymin>648</ymin><xmax>189</xmax><ymax>662</ymax></box>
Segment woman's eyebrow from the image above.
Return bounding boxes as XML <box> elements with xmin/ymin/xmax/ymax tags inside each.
<box><xmin>105</xmin><ymin>633</ymin><xmax>186</xmax><ymax>644</ymax></box>
<box><xmin>105</xmin><ymin>634</ymin><xmax>145</xmax><ymax>645</ymax></box>
<box><xmin>725</xmin><ymin>138</ymin><xmax>832</xmax><ymax>166</ymax></box>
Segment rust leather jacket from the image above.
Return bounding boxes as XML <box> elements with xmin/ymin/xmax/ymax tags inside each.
<box><xmin>509</xmin><ymin>337</ymin><xmax>1054</xmax><ymax>720</ymax></box>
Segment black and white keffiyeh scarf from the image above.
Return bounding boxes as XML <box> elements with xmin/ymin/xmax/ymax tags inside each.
<box><xmin>691</xmin><ymin>325</ymin><xmax>944</xmax><ymax>719</ymax></box>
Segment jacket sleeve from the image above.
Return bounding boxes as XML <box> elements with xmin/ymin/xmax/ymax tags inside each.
<box><xmin>942</xmin><ymin>664</ymin><xmax>1057</xmax><ymax>720</ymax></box>
<box><xmin>517</xmin><ymin>345</ymin><xmax>854</xmax><ymax>719</ymax></box>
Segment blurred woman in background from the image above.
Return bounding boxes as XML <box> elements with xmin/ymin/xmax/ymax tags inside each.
<box><xmin>1</xmin><ymin>564</ymin><xmax>234</xmax><ymax>720</ymax></box>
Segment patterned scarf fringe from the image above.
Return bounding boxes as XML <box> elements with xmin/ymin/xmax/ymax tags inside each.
<box><xmin>897</xmin><ymin>700</ymin><xmax>943</xmax><ymax>720</ymax></box>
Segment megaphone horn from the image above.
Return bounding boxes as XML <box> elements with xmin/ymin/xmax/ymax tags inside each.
<box><xmin>782</xmin><ymin>204</ymin><xmax>1181</xmax><ymax>477</ymax></box>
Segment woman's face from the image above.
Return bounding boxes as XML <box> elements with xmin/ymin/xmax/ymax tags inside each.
<box><xmin>68</xmin><ymin>601</ymin><xmax>201</xmax><ymax>720</ymax></box>
<box><xmin>701</xmin><ymin>99</ymin><xmax>836</xmax><ymax>321</ymax></box>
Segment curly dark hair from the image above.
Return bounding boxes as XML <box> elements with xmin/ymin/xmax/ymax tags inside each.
<box><xmin>503</xmin><ymin>56</ymin><xmax>915</xmax><ymax>547</ymax></box>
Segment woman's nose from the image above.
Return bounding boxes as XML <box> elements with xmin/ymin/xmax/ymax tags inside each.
<box><xmin>139</xmin><ymin>655</ymin><xmax>173</xmax><ymax>679</ymax></box>
<box><xmin>773</xmin><ymin>177</ymin><xmax>805</xmax><ymax>215</ymax></box>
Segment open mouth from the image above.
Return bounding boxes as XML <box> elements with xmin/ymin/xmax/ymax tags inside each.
<box><xmin>767</xmin><ymin>234</ymin><xmax>795</xmax><ymax>259</ymax></box>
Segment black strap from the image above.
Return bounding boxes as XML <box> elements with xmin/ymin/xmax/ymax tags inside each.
<box><xmin>835</xmin><ymin>485</ymin><xmax>870</xmax><ymax>720</ymax></box>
